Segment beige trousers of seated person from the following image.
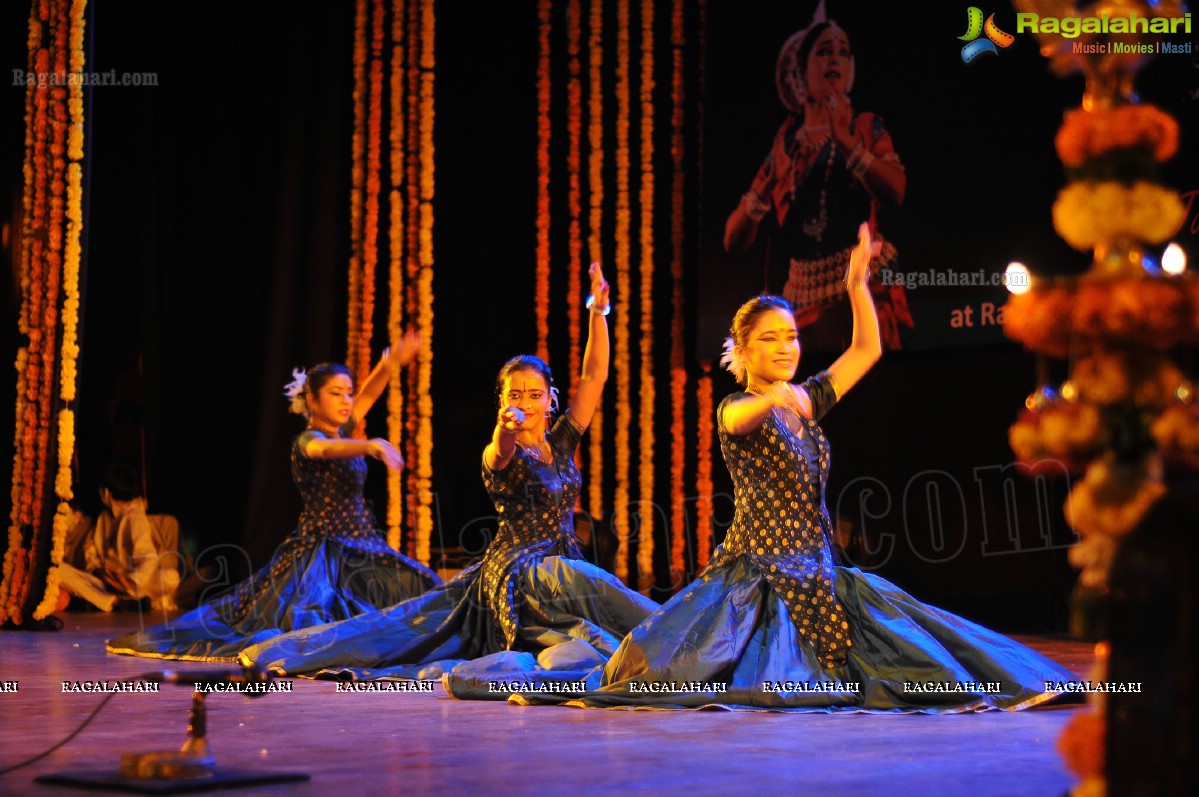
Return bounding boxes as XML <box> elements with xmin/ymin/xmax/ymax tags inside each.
<box><xmin>59</xmin><ymin>502</ymin><xmax>181</xmax><ymax>611</ymax></box>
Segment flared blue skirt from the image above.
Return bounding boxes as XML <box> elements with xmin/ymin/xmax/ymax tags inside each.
<box><xmin>453</xmin><ymin>555</ymin><xmax>1082</xmax><ymax>712</ymax></box>
<box><xmin>106</xmin><ymin>532</ymin><xmax>439</xmax><ymax>662</ymax></box>
<box><xmin>240</xmin><ymin>555</ymin><xmax>658</xmax><ymax>686</ymax></box>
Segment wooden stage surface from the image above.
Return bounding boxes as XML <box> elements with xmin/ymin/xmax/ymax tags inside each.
<box><xmin>1</xmin><ymin>612</ymin><xmax>1094</xmax><ymax>797</ymax></box>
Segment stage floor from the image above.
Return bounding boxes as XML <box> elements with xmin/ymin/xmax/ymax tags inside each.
<box><xmin>1</xmin><ymin>612</ymin><xmax>1094</xmax><ymax>797</ymax></box>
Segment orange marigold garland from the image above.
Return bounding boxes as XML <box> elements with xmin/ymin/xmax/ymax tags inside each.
<box><xmin>695</xmin><ymin>362</ymin><xmax>715</xmax><ymax>568</ymax></box>
<box><xmin>347</xmin><ymin>0</ymin><xmax>368</xmax><ymax>384</ymax></box>
<box><xmin>1052</xmin><ymin>181</ymin><xmax>1184</xmax><ymax>251</ymax></box>
<box><xmin>385</xmin><ymin>0</ymin><xmax>407</xmax><ymax>551</ymax></box>
<box><xmin>37</xmin><ymin>70</ymin><xmax>86</xmax><ymax>620</ymax></box>
<box><xmin>403</xmin><ymin>0</ymin><xmax>421</xmax><ymax>556</ymax></box>
<box><xmin>1006</xmin><ymin>32</ymin><xmax>1192</xmax><ymax>797</ymax></box>
<box><xmin>535</xmin><ymin>0</ymin><xmax>552</xmax><ymax>363</ymax></box>
<box><xmin>1004</xmin><ymin>275</ymin><xmax>1199</xmax><ymax>357</ymax></box>
<box><xmin>566</xmin><ymin>0</ymin><xmax>584</xmax><ymax>496</ymax></box>
<box><xmin>1</xmin><ymin>1</ymin><xmax>43</xmax><ymax>624</ymax></box>
<box><xmin>636</xmin><ymin>0</ymin><xmax>656</xmax><ymax>591</ymax></box>
<box><xmin>668</xmin><ymin>0</ymin><xmax>686</xmax><ymax>586</ymax></box>
<box><xmin>3</xmin><ymin>0</ymin><xmax>87</xmax><ymax>625</ymax></box>
<box><xmin>36</xmin><ymin>0</ymin><xmax>78</xmax><ymax>618</ymax></box>
<box><xmin>1050</xmin><ymin>100</ymin><xmax>1184</xmax><ymax>253</ymax></box>
<box><xmin>2</xmin><ymin>348</ymin><xmax>29</xmax><ymax>617</ymax></box>
<box><xmin>586</xmin><ymin>0</ymin><xmax>605</xmax><ymax>525</ymax></box>
<box><xmin>1055</xmin><ymin>104</ymin><xmax>1178</xmax><ymax>168</ymax></box>
<box><xmin>66</xmin><ymin>0</ymin><xmax>84</xmax><ymax>162</ymax></box>
<box><xmin>612</xmin><ymin>0</ymin><xmax>632</xmax><ymax>584</ymax></box>
<box><xmin>355</xmin><ymin>0</ymin><xmax>386</xmax><ymax>426</ymax></box>
<box><xmin>1058</xmin><ymin>710</ymin><xmax>1106</xmax><ymax>780</ymax></box>
<box><xmin>26</xmin><ymin>0</ymin><xmax>66</xmax><ymax>619</ymax></box>
<box><xmin>566</xmin><ymin>0</ymin><xmax>583</xmax><ymax>406</ymax></box>
<box><xmin>414</xmin><ymin>0</ymin><xmax>436</xmax><ymax>566</ymax></box>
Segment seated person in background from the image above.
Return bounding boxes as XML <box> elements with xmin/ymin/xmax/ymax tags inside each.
<box><xmin>58</xmin><ymin>464</ymin><xmax>180</xmax><ymax>611</ymax></box>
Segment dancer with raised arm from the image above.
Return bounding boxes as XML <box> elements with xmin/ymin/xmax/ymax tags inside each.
<box><xmin>107</xmin><ymin>333</ymin><xmax>439</xmax><ymax>661</ymax></box>
<box><xmin>520</xmin><ymin>225</ymin><xmax>1081</xmax><ymax>711</ymax></box>
<box><xmin>242</xmin><ymin>263</ymin><xmax>657</xmax><ymax>694</ymax></box>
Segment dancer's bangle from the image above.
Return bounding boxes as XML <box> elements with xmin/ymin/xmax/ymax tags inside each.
<box><xmin>849</xmin><ymin>149</ymin><xmax>874</xmax><ymax>179</ymax></box>
<box><xmin>741</xmin><ymin>191</ymin><xmax>770</xmax><ymax>222</ymax></box>
<box><xmin>586</xmin><ymin>295</ymin><xmax>611</xmax><ymax>315</ymax></box>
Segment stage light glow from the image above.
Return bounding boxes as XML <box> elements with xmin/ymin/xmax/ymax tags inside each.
<box><xmin>1162</xmin><ymin>243</ymin><xmax>1186</xmax><ymax>275</ymax></box>
<box><xmin>1005</xmin><ymin>262</ymin><xmax>1031</xmax><ymax>294</ymax></box>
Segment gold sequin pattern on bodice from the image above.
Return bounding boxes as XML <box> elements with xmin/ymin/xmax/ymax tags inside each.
<box><xmin>707</xmin><ymin>372</ymin><xmax>851</xmax><ymax>668</ymax></box>
<box><xmin>480</xmin><ymin>414</ymin><xmax>584</xmax><ymax>650</ymax></box>
<box><xmin>214</xmin><ymin>436</ymin><xmax>437</xmax><ymax>628</ymax></box>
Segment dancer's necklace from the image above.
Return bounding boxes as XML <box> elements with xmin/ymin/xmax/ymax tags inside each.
<box><xmin>517</xmin><ymin>437</ymin><xmax>551</xmax><ymax>464</ymax></box>
<box><xmin>308</xmin><ymin>416</ymin><xmax>341</xmax><ymax>436</ymax></box>
<box><xmin>798</xmin><ymin>139</ymin><xmax>835</xmax><ymax>243</ymax></box>
<box><xmin>747</xmin><ymin>386</ymin><xmax>805</xmax><ymax>436</ymax></box>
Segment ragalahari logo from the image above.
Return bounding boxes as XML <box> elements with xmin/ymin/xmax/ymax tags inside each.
<box><xmin>959</xmin><ymin>7</ymin><xmax>1015</xmax><ymax>62</ymax></box>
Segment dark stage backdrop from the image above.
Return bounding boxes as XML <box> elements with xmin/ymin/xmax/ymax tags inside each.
<box><xmin>2</xmin><ymin>1</ymin><xmax>1196</xmax><ymax>630</ymax></box>
<box><xmin>0</xmin><ymin>0</ymin><xmax>543</xmax><ymax>586</ymax></box>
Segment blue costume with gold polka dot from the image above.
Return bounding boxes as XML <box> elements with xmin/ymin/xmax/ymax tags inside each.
<box><xmin>238</xmin><ymin>414</ymin><xmax>657</xmax><ymax>688</ymax></box>
<box><xmin>709</xmin><ymin>373</ymin><xmax>849</xmax><ymax>668</ymax></box>
<box><xmin>107</xmin><ymin>432</ymin><xmax>440</xmax><ymax>662</ymax></box>
<box><xmin>510</xmin><ymin>372</ymin><xmax>1083</xmax><ymax>711</ymax></box>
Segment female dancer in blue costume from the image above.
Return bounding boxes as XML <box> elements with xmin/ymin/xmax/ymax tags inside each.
<box><xmin>518</xmin><ymin>225</ymin><xmax>1081</xmax><ymax>711</ymax></box>
<box><xmin>107</xmin><ymin>334</ymin><xmax>440</xmax><ymax>662</ymax></box>
<box><xmin>240</xmin><ymin>263</ymin><xmax>658</xmax><ymax>691</ymax></box>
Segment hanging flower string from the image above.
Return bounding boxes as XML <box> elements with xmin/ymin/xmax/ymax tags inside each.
<box><xmin>586</xmin><ymin>0</ymin><xmax>605</xmax><ymax>525</ymax></box>
<box><xmin>400</xmin><ymin>0</ymin><xmax>421</xmax><ymax>557</ymax></box>
<box><xmin>566</xmin><ymin>0</ymin><xmax>582</xmax><ymax>386</ymax></box>
<box><xmin>2</xmin><ymin>346</ymin><xmax>29</xmax><ymax>621</ymax></box>
<box><xmin>636</xmin><ymin>0</ymin><xmax>656</xmax><ymax>591</ymax></box>
<box><xmin>34</xmin><ymin>0</ymin><xmax>87</xmax><ymax>619</ymax></box>
<box><xmin>385</xmin><ymin>0</ymin><xmax>407</xmax><ymax>551</ymax></box>
<box><xmin>1001</xmin><ymin>38</ymin><xmax>1191</xmax><ymax>797</ymax></box>
<box><xmin>668</xmin><ymin>0</ymin><xmax>687</xmax><ymax>583</ymax></box>
<box><xmin>535</xmin><ymin>0</ymin><xmax>552</xmax><ymax>362</ymax></box>
<box><xmin>3</xmin><ymin>0</ymin><xmax>87</xmax><ymax>624</ymax></box>
<box><xmin>1056</xmin><ymin>104</ymin><xmax>1177</xmax><ymax>168</ymax></box>
<box><xmin>611</xmin><ymin>0</ymin><xmax>632</xmax><ymax>584</ymax></box>
<box><xmin>567</xmin><ymin>0</ymin><xmax>584</xmax><ymax>491</ymax></box>
<box><xmin>0</xmin><ymin>3</ymin><xmax>42</xmax><ymax>624</ymax></box>
<box><xmin>30</xmin><ymin>0</ymin><xmax>65</xmax><ymax>618</ymax></box>
<box><xmin>696</xmin><ymin>362</ymin><xmax>714</xmax><ymax>567</ymax></box>
<box><xmin>414</xmin><ymin>0</ymin><xmax>436</xmax><ymax>566</ymax></box>
<box><xmin>355</xmin><ymin>0</ymin><xmax>386</xmax><ymax>438</ymax></box>
<box><xmin>1053</xmin><ymin>181</ymin><xmax>1184</xmax><ymax>251</ymax></box>
<box><xmin>347</xmin><ymin>0</ymin><xmax>368</xmax><ymax>384</ymax></box>
<box><xmin>27</xmin><ymin>0</ymin><xmax>62</xmax><ymax>604</ymax></box>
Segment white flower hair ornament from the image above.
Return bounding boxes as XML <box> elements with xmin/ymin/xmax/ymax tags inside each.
<box><xmin>283</xmin><ymin>368</ymin><xmax>310</xmax><ymax>416</ymax></box>
<box><xmin>549</xmin><ymin>385</ymin><xmax>561</xmax><ymax>415</ymax></box>
<box><xmin>720</xmin><ymin>337</ymin><xmax>747</xmax><ymax>384</ymax></box>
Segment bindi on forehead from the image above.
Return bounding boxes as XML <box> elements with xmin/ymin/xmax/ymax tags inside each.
<box><xmin>751</xmin><ymin>309</ymin><xmax>797</xmax><ymax>336</ymax></box>
<box><xmin>507</xmin><ymin>373</ymin><xmax>548</xmax><ymax>393</ymax></box>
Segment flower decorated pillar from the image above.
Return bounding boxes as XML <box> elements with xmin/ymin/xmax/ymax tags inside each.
<box><xmin>1</xmin><ymin>0</ymin><xmax>89</xmax><ymax>630</ymax></box>
<box><xmin>1004</xmin><ymin>1</ymin><xmax>1196</xmax><ymax>793</ymax></box>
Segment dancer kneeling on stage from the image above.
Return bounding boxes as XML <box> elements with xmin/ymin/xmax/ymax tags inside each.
<box><xmin>107</xmin><ymin>333</ymin><xmax>440</xmax><ymax>662</ymax></box>
<box><xmin>519</xmin><ymin>224</ymin><xmax>1083</xmax><ymax>711</ymax></box>
<box><xmin>240</xmin><ymin>262</ymin><xmax>657</xmax><ymax>694</ymax></box>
